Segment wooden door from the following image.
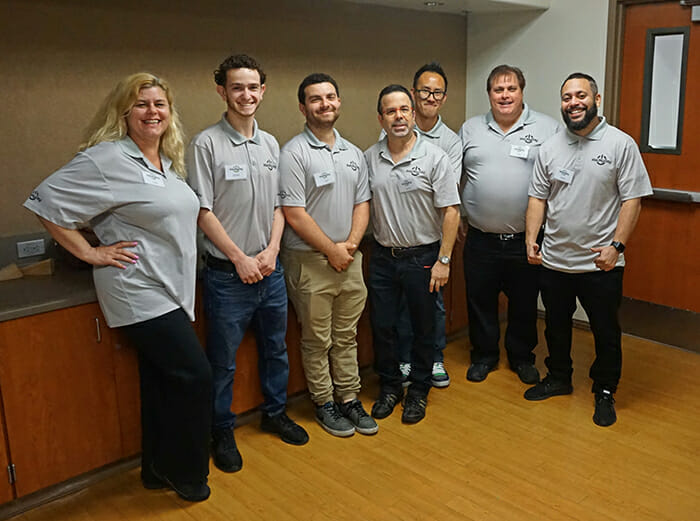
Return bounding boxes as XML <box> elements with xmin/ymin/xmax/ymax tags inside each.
<box><xmin>0</xmin><ymin>408</ymin><xmax>15</xmax><ymax>503</ymax></box>
<box><xmin>0</xmin><ymin>304</ymin><xmax>122</xmax><ymax>497</ymax></box>
<box><xmin>618</xmin><ymin>1</ymin><xmax>699</xmax><ymax>312</ymax></box>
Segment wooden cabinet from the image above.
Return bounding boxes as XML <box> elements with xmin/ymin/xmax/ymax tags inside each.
<box><xmin>0</xmin><ymin>303</ymin><xmax>137</xmax><ymax>497</ymax></box>
<box><xmin>0</xmin><ymin>412</ymin><xmax>15</xmax><ymax>503</ymax></box>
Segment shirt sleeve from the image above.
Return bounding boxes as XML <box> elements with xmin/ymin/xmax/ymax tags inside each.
<box><xmin>616</xmin><ymin>137</ymin><xmax>653</xmax><ymax>201</ymax></box>
<box><xmin>278</xmin><ymin>142</ymin><xmax>307</xmax><ymax>208</ymax></box>
<box><xmin>23</xmin><ymin>151</ymin><xmax>115</xmax><ymax>229</ymax></box>
<box><xmin>431</xmin><ymin>151</ymin><xmax>461</xmax><ymax>208</ymax></box>
<box><xmin>446</xmin><ymin>134</ymin><xmax>463</xmax><ymax>186</ymax></box>
<box><xmin>186</xmin><ymin>138</ymin><xmax>215</xmax><ymax>211</ymax></box>
<box><xmin>528</xmin><ymin>147</ymin><xmax>551</xmax><ymax>200</ymax></box>
<box><xmin>354</xmin><ymin>153</ymin><xmax>371</xmax><ymax>205</ymax></box>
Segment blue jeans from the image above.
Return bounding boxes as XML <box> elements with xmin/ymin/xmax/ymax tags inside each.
<box><xmin>369</xmin><ymin>242</ymin><xmax>439</xmax><ymax>397</ymax></box>
<box><xmin>204</xmin><ymin>259</ymin><xmax>289</xmax><ymax>430</ymax></box>
<box><xmin>396</xmin><ymin>290</ymin><xmax>446</xmax><ymax>364</ymax></box>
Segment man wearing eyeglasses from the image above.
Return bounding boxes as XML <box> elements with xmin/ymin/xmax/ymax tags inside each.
<box><xmin>459</xmin><ymin>65</ymin><xmax>560</xmax><ymax>386</ymax></box>
<box><xmin>365</xmin><ymin>85</ymin><xmax>460</xmax><ymax>424</ymax></box>
<box><xmin>383</xmin><ymin>62</ymin><xmax>462</xmax><ymax>390</ymax></box>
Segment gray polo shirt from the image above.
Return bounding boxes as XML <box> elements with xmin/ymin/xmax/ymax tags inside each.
<box><xmin>187</xmin><ymin>116</ymin><xmax>280</xmax><ymax>258</ymax></box>
<box><xmin>23</xmin><ymin>137</ymin><xmax>199</xmax><ymax>327</ymax></box>
<box><xmin>278</xmin><ymin>126</ymin><xmax>370</xmax><ymax>251</ymax></box>
<box><xmin>460</xmin><ymin>104</ymin><xmax>561</xmax><ymax>233</ymax></box>
<box><xmin>365</xmin><ymin>133</ymin><xmax>460</xmax><ymax>248</ymax></box>
<box><xmin>529</xmin><ymin>117</ymin><xmax>653</xmax><ymax>273</ymax></box>
<box><xmin>381</xmin><ymin>115</ymin><xmax>462</xmax><ymax>184</ymax></box>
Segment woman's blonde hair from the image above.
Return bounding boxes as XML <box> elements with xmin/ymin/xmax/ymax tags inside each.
<box><xmin>80</xmin><ymin>72</ymin><xmax>186</xmax><ymax>177</ymax></box>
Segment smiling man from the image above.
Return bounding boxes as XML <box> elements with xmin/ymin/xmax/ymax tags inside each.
<box><xmin>279</xmin><ymin>73</ymin><xmax>377</xmax><ymax>438</ymax></box>
<box><xmin>365</xmin><ymin>85</ymin><xmax>460</xmax><ymax>424</ymax></box>
<box><xmin>187</xmin><ymin>54</ymin><xmax>308</xmax><ymax>473</ymax></box>
<box><xmin>524</xmin><ymin>72</ymin><xmax>652</xmax><ymax>427</ymax></box>
<box><xmin>459</xmin><ymin>65</ymin><xmax>560</xmax><ymax>387</ymax></box>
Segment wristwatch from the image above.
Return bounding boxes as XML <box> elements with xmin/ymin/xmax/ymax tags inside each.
<box><xmin>611</xmin><ymin>241</ymin><xmax>625</xmax><ymax>253</ymax></box>
<box><xmin>439</xmin><ymin>255</ymin><xmax>451</xmax><ymax>265</ymax></box>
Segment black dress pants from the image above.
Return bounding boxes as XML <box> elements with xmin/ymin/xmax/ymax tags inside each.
<box><xmin>463</xmin><ymin>228</ymin><xmax>539</xmax><ymax>367</ymax></box>
<box><xmin>540</xmin><ymin>267</ymin><xmax>624</xmax><ymax>393</ymax></box>
<box><xmin>121</xmin><ymin>308</ymin><xmax>212</xmax><ymax>485</ymax></box>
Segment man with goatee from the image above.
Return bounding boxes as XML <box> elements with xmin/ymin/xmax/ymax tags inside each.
<box><xmin>524</xmin><ymin>72</ymin><xmax>652</xmax><ymax>427</ymax></box>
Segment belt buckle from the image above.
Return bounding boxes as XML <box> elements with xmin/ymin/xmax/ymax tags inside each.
<box><xmin>499</xmin><ymin>233</ymin><xmax>515</xmax><ymax>241</ymax></box>
<box><xmin>390</xmin><ymin>247</ymin><xmax>401</xmax><ymax>258</ymax></box>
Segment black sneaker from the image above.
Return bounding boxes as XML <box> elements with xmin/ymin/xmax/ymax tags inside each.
<box><xmin>261</xmin><ymin>412</ymin><xmax>309</xmax><ymax>445</ymax></box>
<box><xmin>466</xmin><ymin>363</ymin><xmax>495</xmax><ymax>382</ymax></box>
<box><xmin>211</xmin><ymin>427</ymin><xmax>243</xmax><ymax>473</ymax></box>
<box><xmin>523</xmin><ymin>374</ymin><xmax>573</xmax><ymax>401</ymax></box>
<box><xmin>150</xmin><ymin>464</ymin><xmax>210</xmax><ymax>502</ymax></box>
<box><xmin>513</xmin><ymin>363</ymin><xmax>540</xmax><ymax>385</ymax></box>
<box><xmin>593</xmin><ymin>389</ymin><xmax>617</xmax><ymax>427</ymax></box>
<box><xmin>316</xmin><ymin>401</ymin><xmax>355</xmax><ymax>437</ymax></box>
<box><xmin>338</xmin><ymin>399</ymin><xmax>378</xmax><ymax>435</ymax></box>
<box><xmin>401</xmin><ymin>394</ymin><xmax>427</xmax><ymax>424</ymax></box>
<box><xmin>371</xmin><ymin>389</ymin><xmax>403</xmax><ymax>419</ymax></box>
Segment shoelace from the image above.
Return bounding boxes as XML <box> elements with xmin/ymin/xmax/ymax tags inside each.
<box><xmin>433</xmin><ymin>362</ymin><xmax>446</xmax><ymax>375</ymax></box>
<box><xmin>322</xmin><ymin>402</ymin><xmax>344</xmax><ymax>421</ymax></box>
<box><xmin>405</xmin><ymin>395</ymin><xmax>426</xmax><ymax>408</ymax></box>
<box><xmin>597</xmin><ymin>390</ymin><xmax>615</xmax><ymax>404</ymax></box>
<box><xmin>348</xmin><ymin>400</ymin><xmax>369</xmax><ymax>418</ymax></box>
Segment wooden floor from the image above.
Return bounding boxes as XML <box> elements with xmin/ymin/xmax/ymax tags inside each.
<box><xmin>11</xmin><ymin>322</ymin><xmax>700</xmax><ymax>521</ymax></box>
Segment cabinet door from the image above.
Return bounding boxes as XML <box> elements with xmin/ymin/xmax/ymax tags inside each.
<box><xmin>0</xmin><ymin>304</ymin><xmax>122</xmax><ymax>497</ymax></box>
<box><xmin>0</xmin><ymin>414</ymin><xmax>15</xmax><ymax>503</ymax></box>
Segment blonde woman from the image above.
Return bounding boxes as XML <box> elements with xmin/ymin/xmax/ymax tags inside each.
<box><xmin>24</xmin><ymin>73</ymin><xmax>211</xmax><ymax>502</ymax></box>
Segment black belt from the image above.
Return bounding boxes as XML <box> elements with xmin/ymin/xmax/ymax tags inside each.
<box><xmin>470</xmin><ymin>227</ymin><xmax>524</xmax><ymax>241</ymax></box>
<box><xmin>380</xmin><ymin>241</ymin><xmax>439</xmax><ymax>258</ymax></box>
<box><xmin>205</xmin><ymin>254</ymin><xmax>236</xmax><ymax>272</ymax></box>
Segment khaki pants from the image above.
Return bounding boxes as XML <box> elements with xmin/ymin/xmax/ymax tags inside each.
<box><xmin>282</xmin><ymin>249</ymin><xmax>367</xmax><ymax>405</ymax></box>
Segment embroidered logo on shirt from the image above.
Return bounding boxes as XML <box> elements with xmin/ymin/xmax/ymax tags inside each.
<box><xmin>229</xmin><ymin>165</ymin><xmax>244</xmax><ymax>173</ymax></box>
<box><xmin>592</xmin><ymin>154</ymin><xmax>612</xmax><ymax>166</ymax></box>
<box><xmin>28</xmin><ymin>190</ymin><xmax>42</xmax><ymax>202</ymax></box>
<box><xmin>263</xmin><ymin>159</ymin><xmax>277</xmax><ymax>171</ymax></box>
<box><xmin>346</xmin><ymin>161</ymin><xmax>360</xmax><ymax>172</ymax></box>
<box><xmin>278</xmin><ymin>190</ymin><xmax>289</xmax><ymax>199</ymax></box>
<box><xmin>408</xmin><ymin>165</ymin><xmax>425</xmax><ymax>177</ymax></box>
<box><xmin>520</xmin><ymin>134</ymin><xmax>539</xmax><ymax>144</ymax></box>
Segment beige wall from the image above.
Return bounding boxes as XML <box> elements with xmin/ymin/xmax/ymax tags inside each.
<box><xmin>0</xmin><ymin>0</ymin><xmax>466</xmax><ymax>237</ymax></box>
<box><xmin>465</xmin><ymin>0</ymin><xmax>609</xmax><ymax>120</ymax></box>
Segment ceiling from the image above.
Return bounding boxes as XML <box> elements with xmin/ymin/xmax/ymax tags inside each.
<box><xmin>342</xmin><ymin>0</ymin><xmax>550</xmax><ymax>15</ymax></box>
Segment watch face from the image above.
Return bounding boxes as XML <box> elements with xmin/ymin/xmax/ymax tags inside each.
<box><xmin>439</xmin><ymin>255</ymin><xmax>450</xmax><ymax>265</ymax></box>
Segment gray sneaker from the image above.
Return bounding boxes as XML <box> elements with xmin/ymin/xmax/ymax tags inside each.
<box><xmin>316</xmin><ymin>402</ymin><xmax>355</xmax><ymax>437</ymax></box>
<box><xmin>338</xmin><ymin>399</ymin><xmax>378</xmax><ymax>435</ymax></box>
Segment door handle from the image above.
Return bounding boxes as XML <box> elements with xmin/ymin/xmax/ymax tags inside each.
<box><xmin>95</xmin><ymin>317</ymin><xmax>102</xmax><ymax>343</ymax></box>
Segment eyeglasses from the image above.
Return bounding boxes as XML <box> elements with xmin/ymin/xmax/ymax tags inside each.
<box><xmin>382</xmin><ymin>106</ymin><xmax>412</xmax><ymax>118</ymax></box>
<box><xmin>415</xmin><ymin>89</ymin><xmax>445</xmax><ymax>101</ymax></box>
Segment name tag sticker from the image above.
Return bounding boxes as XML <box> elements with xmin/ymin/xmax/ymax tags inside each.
<box><xmin>313</xmin><ymin>171</ymin><xmax>336</xmax><ymax>187</ymax></box>
<box><xmin>553</xmin><ymin>168</ymin><xmax>574</xmax><ymax>184</ymax></box>
<box><xmin>225</xmin><ymin>164</ymin><xmax>248</xmax><ymax>181</ymax></box>
<box><xmin>398</xmin><ymin>177</ymin><xmax>418</xmax><ymax>193</ymax></box>
<box><xmin>141</xmin><ymin>171</ymin><xmax>165</xmax><ymax>187</ymax></box>
<box><xmin>510</xmin><ymin>144</ymin><xmax>530</xmax><ymax>159</ymax></box>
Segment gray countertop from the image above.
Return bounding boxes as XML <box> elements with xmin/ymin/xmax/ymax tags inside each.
<box><xmin>0</xmin><ymin>264</ymin><xmax>97</xmax><ymax>322</ymax></box>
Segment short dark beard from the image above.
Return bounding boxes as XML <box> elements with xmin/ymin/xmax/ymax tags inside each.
<box><xmin>562</xmin><ymin>103</ymin><xmax>598</xmax><ymax>132</ymax></box>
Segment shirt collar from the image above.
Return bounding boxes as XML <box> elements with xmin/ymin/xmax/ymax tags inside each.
<box><xmin>378</xmin><ymin>130</ymin><xmax>426</xmax><ymax>165</ymax></box>
<box><xmin>565</xmin><ymin>116</ymin><xmax>608</xmax><ymax>144</ymax></box>
<box><xmin>118</xmin><ymin>136</ymin><xmax>172</xmax><ymax>174</ymax></box>
<box><xmin>416</xmin><ymin>115</ymin><xmax>444</xmax><ymax>139</ymax></box>
<box><xmin>219</xmin><ymin>114</ymin><xmax>261</xmax><ymax>145</ymax></box>
<box><xmin>486</xmin><ymin>103</ymin><xmax>534</xmax><ymax>135</ymax></box>
<box><xmin>302</xmin><ymin>125</ymin><xmax>348</xmax><ymax>152</ymax></box>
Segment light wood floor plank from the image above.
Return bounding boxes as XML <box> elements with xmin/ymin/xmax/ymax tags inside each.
<box><xmin>7</xmin><ymin>322</ymin><xmax>700</xmax><ymax>521</ymax></box>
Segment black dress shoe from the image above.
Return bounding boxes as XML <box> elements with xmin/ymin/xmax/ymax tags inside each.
<box><xmin>466</xmin><ymin>363</ymin><xmax>495</xmax><ymax>382</ymax></box>
<box><xmin>150</xmin><ymin>465</ymin><xmax>210</xmax><ymax>502</ymax></box>
<box><xmin>513</xmin><ymin>363</ymin><xmax>540</xmax><ymax>385</ymax></box>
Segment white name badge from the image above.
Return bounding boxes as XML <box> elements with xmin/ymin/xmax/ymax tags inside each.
<box><xmin>510</xmin><ymin>144</ymin><xmax>530</xmax><ymax>159</ymax></box>
<box><xmin>141</xmin><ymin>171</ymin><xmax>165</xmax><ymax>187</ymax></box>
<box><xmin>553</xmin><ymin>168</ymin><xmax>574</xmax><ymax>184</ymax></box>
<box><xmin>225</xmin><ymin>164</ymin><xmax>248</xmax><ymax>181</ymax></box>
<box><xmin>398</xmin><ymin>177</ymin><xmax>418</xmax><ymax>193</ymax></box>
<box><xmin>313</xmin><ymin>171</ymin><xmax>336</xmax><ymax>187</ymax></box>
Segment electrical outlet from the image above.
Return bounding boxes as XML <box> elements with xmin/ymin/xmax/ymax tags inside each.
<box><xmin>17</xmin><ymin>239</ymin><xmax>46</xmax><ymax>258</ymax></box>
